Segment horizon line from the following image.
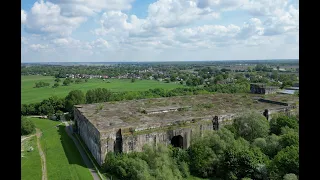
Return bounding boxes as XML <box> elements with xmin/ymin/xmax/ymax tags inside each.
<box><xmin>21</xmin><ymin>59</ymin><xmax>299</xmax><ymax>63</ymax></box>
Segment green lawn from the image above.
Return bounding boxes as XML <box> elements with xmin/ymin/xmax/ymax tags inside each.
<box><xmin>22</xmin><ymin>75</ymin><xmax>183</xmax><ymax>104</ymax></box>
<box><xmin>21</xmin><ymin>136</ymin><xmax>42</xmax><ymax>180</ymax></box>
<box><xmin>30</xmin><ymin>118</ymin><xmax>93</xmax><ymax>180</ymax></box>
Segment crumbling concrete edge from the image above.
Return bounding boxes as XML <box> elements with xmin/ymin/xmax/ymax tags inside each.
<box><xmin>74</xmin><ymin>133</ymin><xmax>106</xmax><ymax>180</ymax></box>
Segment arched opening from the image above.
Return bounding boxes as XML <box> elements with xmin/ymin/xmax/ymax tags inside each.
<box><xmin>171</xmin><ymin>135</ymin><xmax>183</xmax><ymax>148</ymax></box>
<box><xmin>114</xmin><ymin>129</ymin><xmax>123</xmax><ymax>153</ymax></box>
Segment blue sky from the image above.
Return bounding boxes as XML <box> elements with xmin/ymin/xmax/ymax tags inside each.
<box><xmin>21</xmin><ymin>0</ymin><xmax>299</xmax><ymax>62</ymax></box>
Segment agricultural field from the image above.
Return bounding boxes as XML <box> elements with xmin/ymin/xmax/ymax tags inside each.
<box><xmin>28</xmin><ymin>117</ymin><xmax>93</xmax><ymax>180</ymax></box>
<box><xmin>21</xmin><ymin>136</ymin><xmax>42</xmax><ymax>180</ymax></box>
<box><xmin>22</xmin><ymin>75</ymin><xmax>183</xmax><ymax>104</ymax></box>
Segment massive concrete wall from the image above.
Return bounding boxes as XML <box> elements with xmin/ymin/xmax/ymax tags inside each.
<box><xmin>75</xmin><ymin>105</ymin><xmax>297</xmax><ymax>166</ymax></box>
<box><xmin>98</xmin><ymin>122</ymin><xmax>213</xmax><ymax>165</ymax></box>
<box><xmin>74</xmin><ymin>108</ymin><xmax>103</xmax><ymax>165</ymax></box>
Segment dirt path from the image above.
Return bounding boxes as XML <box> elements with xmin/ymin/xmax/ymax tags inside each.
<box><xmin>21</xmin><ymin>134</ymin><xmax>36</xmax><ymax>143</ymax></box>
<box><xmin>36</xmin><ymin>128</ymin><xmax>47</xmax><ymax>180</ymax></box>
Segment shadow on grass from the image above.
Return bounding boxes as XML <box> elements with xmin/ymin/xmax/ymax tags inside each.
<box><xmin>58</xmin><ymin>125</ymin><xmax>88</xmax><ymax>168</ymax></box>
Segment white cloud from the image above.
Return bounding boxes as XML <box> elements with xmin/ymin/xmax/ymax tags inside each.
<box><xmin>237</xmin><ymin>18</ymin><xmax>264</xmax><ymax>39</ymax></box>
<box><xmin>196</xmin><ymin>0</ymin><xmax>246</xmax><ymax>11</ymax></box>
<box><xmin>29</xmin><ymin>44</ymin><xmax>49</xmax><ymax>51</ymax></box>
<box><xmin>91</xmin><ymin>38</ymin><xmax>110</xmax><ymax>49</ymax></box>
<box><xmin>263</xmin><ymin>5</ymin><xmax>299</xmax><ymax>36</ymax></box>
<box><xmin>48</xmin><ymin>0</ymin><xmax>134</xmax><ymax>17</ymax></box>
<box><xmin>22</xmin><ymin>0</ymin><xmax>299</xmax><ymax>62</ymax></box>
<box><xmin>23</xmin><ymin>0</ymin><xmax>87</xmax><ymax>36</ymax></box>
<box><xmin>21</xmin><ymin>37</ymin><xmax>28</xmax><ymax>44</ymax></box>
<box><xmin>21</xmin><ymin>10</ymin><xmax>27</xmax><ymax>24</ymax></box>
<box><xmin>242</xmin><ymin>0</ymin><xmax>289</xmax><ymax>16</ymax></box>
<box><xmin>145</xmin><ymin>0</ymin><xmax>219</xmax><ymax>28</ymax></box>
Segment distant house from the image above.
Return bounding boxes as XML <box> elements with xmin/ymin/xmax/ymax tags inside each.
<box><xmin>250</xmin><ymin>83</ymin><xmax>279</xmax><ymax>94</ymax></box>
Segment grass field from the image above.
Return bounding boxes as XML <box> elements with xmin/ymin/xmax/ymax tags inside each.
<box><xmin>21</xmin><ymin>136</ymin><xmax>42</xmax><ymax>180</ymax></box>
<box><xmin>29</xmin><ymin>118</ymin><xmax>93</xmax><ymax>180</ymax></box>
<box><xmin>22</xmin><ymin>75</ymin><xmax>183</xmax><ymax>104</ymax></box>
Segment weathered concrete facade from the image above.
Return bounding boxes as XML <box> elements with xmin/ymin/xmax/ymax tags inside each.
<box><xmin>74</xmin><ymin>94</ymin><xmax>298</xmax><ymax>166</ymax></box>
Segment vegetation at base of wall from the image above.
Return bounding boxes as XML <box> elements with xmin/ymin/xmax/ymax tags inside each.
<box><xmin>103</xmin><ymin>113</ymin><xmax>299</xmax><ymax>180</ymax></box>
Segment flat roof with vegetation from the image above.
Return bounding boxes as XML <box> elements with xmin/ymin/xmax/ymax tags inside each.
<box><xmin>75</xmin><ymin>93</ymin><xmax>298</xmax><ymax>133</ymax></box>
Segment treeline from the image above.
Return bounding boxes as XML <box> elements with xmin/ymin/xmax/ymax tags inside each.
<box><xmin>21</xmin><ymin>83</ymin><xmax>250</xmax><ymax>116</ymax></box>
<box><xmin>103</xmin><ymin>112</ymin><xmax>299</xmax><ymax>180</ymax></box>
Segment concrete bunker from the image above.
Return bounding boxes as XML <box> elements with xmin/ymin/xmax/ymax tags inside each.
<box><xmin>74</xmin><ymin>94</ymin><xmax>298</xmax><ymax>166</ymax></box>
<box><xmin>171</xmin><ymin>135</ymin><xmax>183</xmax><ymax>148</ymax></box>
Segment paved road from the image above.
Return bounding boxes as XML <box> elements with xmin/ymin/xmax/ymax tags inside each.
<box><xmin>64</xmin><ymin>122</ymin><xmax>101</xmax><ymax>180</ymax></box>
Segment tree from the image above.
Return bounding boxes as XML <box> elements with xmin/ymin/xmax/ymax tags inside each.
<box><xmin>233</xmin><ymin>112</ymin><xmax>270</xmax><ymax>142</ymax></box>
<box><xmin>86</xmin><ymin>88</ymin><xmax>112</xmax><ymax>104</ymax></box>
<box><xmin>63</xmin><ymin>78</ymin><xmax>72</xmax><ymax>86</ymax></box>
<box><xmin>186</xmin><ymin>79</ymin><xmax>193</xmax><ymax>86</ymax></box>
<box><xmin>21</xmin><ymin>104</ymin><xmax>27</xmax><ymax>116</ymax></box>
<box><xmin>54</xmin><ymin>78</ymin><xmax>61</xmax><ymax>82</ymax></box>
<box><xmin>219</xmin><ymin>139</ymin><xmax>269</xmax><ymax>180</ymax></box>
<box><xmin>252</xmin><ymin>138</ymin><xmax>267</xmax><ymax>150</ymax></box>
<box><xmin>270</xmin><ymin>115</ymin><xmax>298</xmax><ymax>135</ymax></box>
<box><xmin>131</xmin><ymin>78</ymin><xmax>136</xmax><ymax>83</ymax></box>
<box><xmin>65</xmin><ymin>90</ymin><xmax>85</xmax><ymax>113</ymax></box>
<box><xmin>213</xmin><ymin>75</ymin><xmax>223</xmax><ymax>84</ymax></box>
<box><xmin>279</xmin><ymin>131</ymin><xmax>299</xmax><ymax>149</ymax></box>
<box><xmin>52</xmin><ymin>83</ymin><xmax>60</xmax><ymax>88</ymax></box>
<box><xmin>263</xmin><ymin>134</ymin><xmax>282</xmax><ymax>159</ymax></box>
<box><xmin>21</xmin><ymin>117</ymin><xmax>35</xmax><ymax>135</ymax></box>
<box><xmin>170</xmin><ymin>74</ymin><xmax>177</xmax><ymax>82</ymax></box>
<box><xmin>34</xmin><ymin>81</ymin><xmax>50</xmax><ymax>88</ymax></box>
<box><xmin>268</xmin><ymin>146</ymin><xmax>299</xmax><ymax>180</ymax></box>
<box><xmin>164</xmin><ymin>78</ymin><xmax>170</xmax><ymax>83</ymax></box>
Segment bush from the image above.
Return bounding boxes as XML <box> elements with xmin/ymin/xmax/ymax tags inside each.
<box><xmin>34</xmin><ymin>81</ymin><xmax>50</xmax><ymax>88</ymax></box>
<box><xmin>21</xmin><ymin>117</ymin><xmax>35</xmax><ymax>135</ymax></box>
<box><xmin>270</xmin><ymin>115</ymin><xmax>298</xmax><ymax>135</ymax></box>
<box><xmin>268</xmin><ymin>146</ymin><xmax>299</xmax><ymax>180</ymax></box>
<box><xmin>233</xmin><ymin>112</ymin><xmax>270</xmax><ymax>142</ymax></box>
<box><xmin>252</xmin><ymin>138</ymin><xmax>267</xmax><ymax>150</ymax></box>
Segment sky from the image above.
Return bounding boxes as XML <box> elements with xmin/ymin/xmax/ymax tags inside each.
<box><xmin>21</xmin><ymin>0</ymin><xmax>299</xmax><ymax>62</ymax></box>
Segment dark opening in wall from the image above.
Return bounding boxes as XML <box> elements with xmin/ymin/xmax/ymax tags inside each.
<box><xmin>171</xmin><ymin>135</ymin><xmax>183</xmax><ymax>148</ymax></box>
<box><xmin>114</xmin><ymin>129</ymin><xmax>123</xmax><ymax>153</ymax></box>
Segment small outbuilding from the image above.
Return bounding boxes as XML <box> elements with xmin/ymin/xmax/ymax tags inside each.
<box><xmin>250</xmin><ymin>83</ymin><xmax>279</xmax><ymax>94</ymax></box>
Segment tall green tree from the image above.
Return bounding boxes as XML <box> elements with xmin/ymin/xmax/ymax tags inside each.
<box><xmin>233</xmin><ymin>112</ymin><xmax>270</xmax><ymax>142</ymax></box>
<box><xmin>65</xmin><ymin>90</ymin><xmax>85</xmax><ymax>113</ymax></box>
<box><xmin>268</xmin><ymin>146</ymin><xmax>299</xmax><ymax>180</ymax></box>
<box><xmin>21</xmin><ymin>117</ymin><xmax>35</xmax><ymax>135</ymax></box>
<box><xmin>270</xmin><ymin>115</ymin><xmax>298</xmax><ymax>135</ymax></box>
